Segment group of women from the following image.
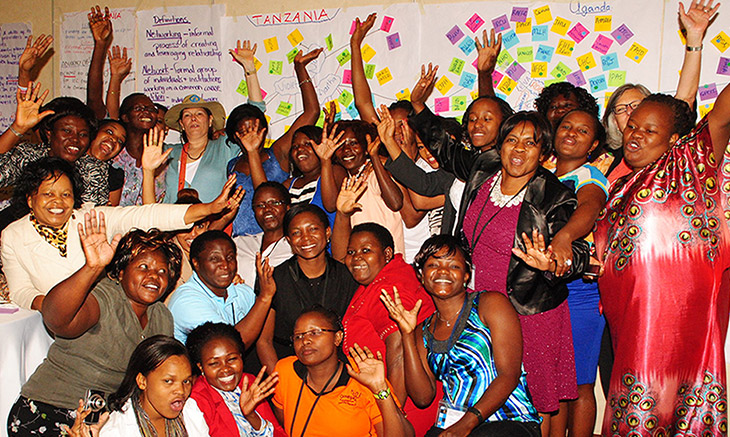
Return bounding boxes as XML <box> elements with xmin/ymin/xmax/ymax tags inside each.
<box><xmin>2</xmin><ymin>1</ymin><xmax>730</xmax><ymax>436</ymax></box>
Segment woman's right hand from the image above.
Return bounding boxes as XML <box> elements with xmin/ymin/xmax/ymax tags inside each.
<box><xmin>142</xmin><ymin>125</ymin><xmax>171</xmax><ymax>171</ymax></box>
<box><xmin>255</xmin><ymin>252</ymin><xmax>276</xmax><ymax>301</ymax></box>
<box><xmin>380</xmin><ymin>286</ymin><xmax>421</xmax><ymax>335</ymax></box>
<box><xmin>61</xmin><ymin>400</ymin><xmax>109</xmax><ymax>437</ymax></box>
<box><xmin>410</xmin><ymin>64</ymin><xmax>438</xmax><ymax>111</ymax></box>
<box><xmin>350</xmin><ymin>13</ymin><xmax>377</xmax><ymax>47</ymax></box>
<box><xmin>108</xmin><ymin>45</ymin><xmax>132</xmax><ymax>79</ymax></box>
<box><xmin>336</xmin><ymin>171</ymin><xmax>368</xmax><ymax>216</ymax></box>
<box><xmin>18</xmin><ymin>34</ymin><xmax>53</xmax><ymax>77</ymax></box>
<box><xmin>229</xmin><ymin>40</ymin><xmax>257</xmax><ymax>73</ymax></box>
<box><xmin>375</xmin><ymin>105</ymin><xmax>396</xmax><ymax>145</ymax></box>
<box><xmin>314</xmin><ymin>118</ymin><xmax>345</xmax><ymax>161</ymax></box>
<box><xmin>12</xmin><ymin>82</ymin><xmax>53</xmax><ymax>134</ymax></box>
<box><xmin>235</xmin><ymin>118</ymin><xmax>266</xmax><ymax>153</ymax></box>
<box><xmin>78</xmin><ymin>210</ymin><xmax>122</xmax><ymax>270</ymax></box>
<box><xmin>208</xmin><ymin>175</ymin><xmax>245</xmax><ymax>215</ymax></box>
<box><xmin>346</xmin><ymin>343</ymin><xmax>388</xmax><ymax>394</ymax></box>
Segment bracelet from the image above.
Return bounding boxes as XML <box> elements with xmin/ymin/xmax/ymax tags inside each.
<box><xmin>373</xmin><ymin>387</ymin><xmax>391</xmax><ymax>400</ymax></box>
<box><xmin>245</xmin><ymin>70</ymin><xmax>256</xmax><ymax>76</ymax></box>
<box><xmin>686</xmin><ymin>45</ymin><xmax>703</xmax><ymax>52</ymax></box>
<box><xmin>8</xmin><ymin>125</ymin><xmax>24</xmax><ymax>138</ymax></box>
<box><xmin>299</xmin><ymin>79</ymin><xmax>312</xmax><ymax>87</ymax></box>
<box><xmin>17</xmin><ymin>85</ymin><xmax>28</xmax><ymax>93</ymax></box>
<box><xmin>467</xmin><ymin>406</ymin><xmax>484</xmax><ymax>423</ymax></box>
<box><xmin>108</xmin><ymin>91</ymin><xmax>116</xmax><ymax>95</ymax></box>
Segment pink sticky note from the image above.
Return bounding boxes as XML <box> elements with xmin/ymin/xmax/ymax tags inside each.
<box><xmin>491</xmin><ymin>70</ymin><xmax>504</xmax><ymax>88</ymax></box>
<box><xmin>505</xmin><ymin>62</ymin><xmax>527</xmax><ymax>81</ymax></box>
<box><xmin>447</xmin><ymin>25</ymin><xmax>466</xmax><ymax>44</ymax></box>
<box><xmin>260</xmin><ymin>89</ymin><xmax>268</xmax><ymax>99</ymax></box>
<box><xmin>492</xmin><ymin>14</ymin><xmax>510</xmax><ymax>32</ymax></box>
<box><xmin>511</xmin><ymin>7</ymin><xmax>529</xmax><ymax>22</ymax></box>
<box><xmin>566</xmin><ymin>70</ymin><xmax>587</xmax><ymax>87</ymax></box>
<box><xmin>567</xmin><ymin>23</ymin><xmax>589</xmax><ymax>43</ymax></box>
<box><xmin>434</xmin><ymin>97</ymin><xmax>450</xmax><ymax>113</ymax></box>
<box><xmin>472</xmin><ymin>58</ymin><xmax>479</xmax><ymax>69</ymax></box>
<box><xmin>342</xmin><ymin>70</ymin><xmax>352</xmax><ymax>85</ymax></box>
<box><xmin>386</xmin><ymin>33</ymin><xmax>402</xmax><ymax>50</ymax></box>
<box><xmin>699</xmin><ymin>83</ymin><xmax>718</xmax><ymax>101</ymax></box>
<box><xmin>465</xmin><ymin>13</ymin><xmax>485</xmax><ymax>33</ymax></box>
<box><xmin>381</xmin><ymin>16</ymin><xmax>394</xmax><ymax>32</ymax></box>
<box><xmin>592</xmin><ymin>34</ymin><xmax>614</xmax><ymax>55</ymax></box>
<box><xmin>611</xmin><ymin>24</ymin><xmax>634</xmax><ymax>45</ymax></box>
<box><xmin>349</xmin><ymin>20</ymin><xmax>357</xmax><ymax>35</ymax></box>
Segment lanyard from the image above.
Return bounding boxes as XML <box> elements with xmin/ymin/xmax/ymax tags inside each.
<box><xmin>289</xmin><ymin>362</ymin><xmax>341</xmax><ymax>437</ymax></box>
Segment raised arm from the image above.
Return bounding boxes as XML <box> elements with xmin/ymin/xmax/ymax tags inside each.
<box><xmin>106</xmin><ymin>46</ymin><xmax>132</xmax><ymax>119</ymax></box>
<box><xmin>366</xmin><ymin>135</ymin><xmax>403</xmax><ymax>212</ymax></box>
<box><xmin>17</xmin><ymin>34</ymin><xmax>53</xmax><ymax>89</ymax></box>
<box><xmin>184</xmin><ymin>175</ymin><xmax>245</xmax><ymax>224</ymax></box>
<box><xmin>256</xmin><ymin>309</ymin><xmax>279</xmax><ymax>375</ymax></box>
<box><xmin>86</xmin><ymin>6</ymin><xmax>114</xmax><ymax>120</ymax></box>
<box><xmin>230</xmin><ymin>40</ymin><xmax>264</xmax><ymax>104</ymax></box>
<box><xmin>236</xmin><ymin>118</ymin><xmax>268</xmax><ymax>189</ymax></box>
<box><xmin>234</xmin><ymin>253</ymin><xmax>277</xmax><ymax>348</ymax></box>
<box><xmin>674</xmin><ymin>0</ymin><xmax>718</xmax><ymax>106</ymax></box>
<box><xmin>331</xmin><ymin>174</ymin><xmax>368</xmax><ymax>262</ymax></box>
<box><xmin>476</xmin><ymin>29</ymin><xmax>501</xmax><ymax>98</ymax></box>
<box><xmin>141</xmin><ymin>127</ymin><xmax>171</xmax><ymax>204</ymax></box>
<box><xmin>350</xmin><ymin>13</ymin><xmax>379</xmax><ymax>124</ymax></box>
<box><xmin>313</xmin><ymin>106</ymin><xmax>348</xmax><ymax>212</ymax></box>
<box><xmin>0</xmin><ymin>83</ymin><xmax>53</xmax><ymax>154</ymax></box>
<box><xmin>708</xmin><ymin>80</ymin><xmax>730</xmax><ymax>160</ymax></box>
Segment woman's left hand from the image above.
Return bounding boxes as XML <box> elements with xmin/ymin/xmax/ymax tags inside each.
<box><xmin>229</xmin><ymin>40</ymin><xmax>257</xmax><ymax>73</ymax></box>
<box><xmin>346</xmin><ymin>343</ymin><xmax>388</xmax><ymax>394</ymax></box>
<box><xmin>78</xmin><ymin>210</ymin><xmax>122</xmax><ymax>270</ymax></box>
<box><xmin>239</xmin><ymin>367</ymin><xmax>279</xmax><ymax>416</ymax></box>
<box><xmin>255</xmin><ymin>252</ymin><xmax>276</xmax><ymax>300</ymax></box>
<box><xmin>511</xmin><ymin>229</ymin><xmax>555</xmax><ymax>272</ymax></box>
<box><xmin>208</xmin><ymin>175</ymin><xmax>245</xmax><ymax>215</ymax></box>
<box><xmin>679</xmin><ymin>0</ymin><xmax>719</xmax><ymax>39</ymax></box>
<box><xmin>235</xmin><ymin>118</ymin><xmax>266</xmax><ymax>153</ymax></box>
<box><xmin>366</xmin><ymin>134</ymin><xmax>381</xmax><ymax>158</ymax></box>
<box><xmin>61</xmin><ymin>400</ymin><xmax>109</xmax><ymax>437</ymax></box>
<box><xmin>547</xmin><ymin>233</ymin><xmax>573</xmax><ymax>277</ymax></box>
<box><xmin>294</xmin><ymin>47</ymin><xmax>323</xmax><ymax>68</ymax></box>
<box><xmin>142</xmin><ymin>125</ymin><xmax>170</xmax><ymax>171</ymax></box>
<box><xmin>439</xmin><ymin>414</ymin><xmax>479</xmax><ymax>437</ymax></box>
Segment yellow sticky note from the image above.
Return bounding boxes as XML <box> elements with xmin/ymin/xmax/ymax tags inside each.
<box><xmin>556</xmin><ymin>39</ymin><xmax>575</xmax><ymax>56</ymax></box>
<box><xmin>376</xmin><ymin>67</ymin><xmax>393</xmax><ymax>86</ymax></box>
<box><xmin>551</xmin><ymin>17</ymin><xmax>571</xmax><ymax>36</ymax></box>
<box><xmin>594</xmin><ymin>16</ymin><xmax>612</xmax><ymax>32</ymax></box>
<box><xmin>263</xmin><ymin>37</ymin><xmax>279</xmax><ymax>53</ymax></box>
<box><xmin>576</xmin><ymin>53</ymin><xmax>597</xmax><ymax>71</ymax></box>
<box><xmin>533</xmin><ymin>5</ymin><xmax>552</xmax><ymax>25</ymax></box>
<box><xmin>625</xmin><ymin>42</ymin><xmax>648</xmax><ymax>63</ymax></box>
<box><xmin>263</xmin><ymin>138</ymin><xmax>274</xmax><ymax>149</ymax></box>
<box><xmin>361</xmin><ymin>44</ymin><xmax>377</xmax><ymax>63</ymax></box>
<box><xmin>470</xmin><ymin>90</ymin><xmax>480</xmax><ymax>100</ymax></box>
<box><xmin>287</xmin><ymin>29</ymin><xmax>304</xmax><ymax>46</ymax></box>
<box><xmin>265</xmin><ymin>114</ymin><xmax>271</xmax><ymax>124</ymax></box>
<box><xmin>531</xmin><ymin>62</ymin><xmax>548</xmax><ymax>78</ymax></box>
<box><xmin>712</xmin><ymin>31</ymin><xmax>730</xmax><ymax>53</ymax></box>
<box><xmin>677</xmin><ymin>29</ymin><xmax>687</xmax><ymax>45</ymax></box>
<box><xmin>396</xmin><ymin>88</ymin><xmax>411</xmax><ymax>100</ymax></box>
<box><xmin>497</xmin><ymin>76</ymin><xmax>517</xmax><ymax>95</ymax></box>
<box><xmin>326</xmin><ymin>100</ymin><xmax>341</xmax><ymax>112</ymax></box>
<box><xmin>699</xmin><ymin>102</ymin><xmax>714</xmax><ymax>118</ymax></box>
<box><xmin>604</xmin><ymin>92</ymin><xmax>613</xmax><ymax>109</ymax></box>
<box><xmin>515</xmin><ymin>18</ymin><xmax>532</xmax><ymax>34</ymax></box>
<box><xmin>254</xmin><ymin>57</ymin><xmax>262</xmax><ymax>71</ymax></box>
<box><xmin>435</xmin><ymin>76</ymin><xmax>454</xmax><ymax>95</ymax></box>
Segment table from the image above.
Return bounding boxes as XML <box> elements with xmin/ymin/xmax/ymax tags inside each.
<box><xmin>0</xmin><ymin>307</ymin><xmax>53</xmax><ymax>437</ymax></box>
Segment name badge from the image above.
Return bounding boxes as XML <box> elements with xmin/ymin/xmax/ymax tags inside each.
<box><xmin>436</xmin><ymin>399</ymin><xmax>467</xmax><ymax>429</ymax></box>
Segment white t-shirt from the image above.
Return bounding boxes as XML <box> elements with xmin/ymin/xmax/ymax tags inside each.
<box><xmin>234</xmin><ymin>233</ymin><xmax>293</xmax><ymax>286</ymax></box>
<box><xmin>100</xmin><ymin>398</ymin><xmax>209</xmax><ymax>437</ymax></box>
<box><xmin>403</xmin><ymin>158</ymin><xmax>439</xmax><ymax>263</ymax></box>
<box><xmin>184</xmin><ymin>158</ymin><xmax>202</xmax><ymax>185</ymax></box>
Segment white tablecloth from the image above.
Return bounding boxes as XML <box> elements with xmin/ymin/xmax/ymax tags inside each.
<box><xmin>0</xmin><ymin>307</ymin><xmax>53</xmax><ymax>437</ymax></box>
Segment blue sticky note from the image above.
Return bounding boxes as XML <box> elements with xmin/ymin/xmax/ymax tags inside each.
<box><xmin>601</xmin><ymin>53</ymin><xmax>619</xmax><ymax>71</ymax></box>
<box><xmin>501</xmin><ymin>30</ymin><xmax>519</xmax><ymax>50</ymax></box>
<box><xmin>459</xmin><ymin>72</ymin><xmax>477</xmax><ymax>89</ymax></box>
<box><xmin>346</xmin><ymin>102</ymin><xmax>359</xmax><ymax>119</ymax></box>
<box><xmin>495</xmin><ymin>92</ymin><xmax>508</xmax><ymax>100</ymax></box>
<box><xmin>535</xmin><ymin>45</ymin><xmax>555</xmax><ymax>63</ymax></box>
<box><xmin>532</xmin><ymin>25</ymin><xmax>548</xmax><ymax>42</ymax></box>
<box><xmin>458</xmin><ymin>37</ymin><xmax>476</xmax><ymax>56</ymax></box>
<box><xmin>589</xmin><ymin>75</ymin><xmax>608</xmax><ymax>92</ymax></box>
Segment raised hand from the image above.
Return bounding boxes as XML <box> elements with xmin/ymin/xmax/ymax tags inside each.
<box><xmin>410</xmin><ymin>64</ymin><xmax>439</xmax><ymax>108</ymax></box>
<box><xmin>18</xmin><ymin>34</ymin><xmax>53</xmax><ymax>78</ymax></box>
<box><xmin>13</xmin><ymin>82</ymin><xmax>53</xmax><ymax>134</ymax></box>
<box><xmin>346</xmin><ymin>344</ymin><xmax>388</xmax><ymax>394</ymax></box>
<box><xmin>294</xmin><ymin>47</ymin><xmax>323</xmax><ymax>68</ymax></box>
<box><xmin>380</xmin><ymin>286</ymin><xmax>421</xmax><ymax>335</ymax></box>
<box><xmin>475</xmin><ymin>28</ymin><xmax>502</xmax><ymax>73</ymax></box>
<box><xmin>351</xmin><ymin>13</ymin><xmax>377</xmax><ymax>46</ymax></box>
<box><xmin>209</xmin><ymin>175</ymin><xmax>245</xmax><ymax>215</ymax></box>
<box><xmin>229</xmin><ymin>40</ymin><xmax>257</xmax><ymax>73</ymax></box>
<box><xmin>239</xmin><ymin>367</ymin><xmax>279</xmax><ymax>416</ymax></box>
<box><xmin>679</xmin><ymin>0</ymin><xmax>719</xmax><ymax>40</ymax></box>
<box><xmin>256</xmin><ymin>252</ymin><xmax>276</xmax><ymax>300</ymax></box>
<box><xmin>511</xmin><ymin>229</ymin><xmax>554</xmax><ymax>272</ymax></box>
<box><xmin>235</xmin><ymin>118</ymin><xmax>266</xmax><ymax>153</ymax></box>
<box><xmin>375</xmin><ymin>105</ymin><xmax>396</xmax><ymax>145</ymax></box>
<box><xmin>88</xmin><ymin>5</ymin><xmax>113</xmax><ymax>45</ymax></box>
<box><xmin>365</xmin><ymin>133</ymin><xmax>382</xmax><ymax>158</ymax></box>
<box><xmin>78</xmin><ymin>210</ymin><xmax>122</xmax><ymax>270</ymax></box>
<box><xmin>108</xmin><ymin>46</ymin><xmax>132</xmax><ymax>78</ymax></box>
<box><xmin>142</xmin><ymin>126</ymin><xmax>171</xmax><ymax>171</ymax></box>
<box><xmin>336</xmin><ymin>173</ymin><xmax>368</xmax><ymax>216</ymax></box>
<box><xmin>314</xmin><ymin>119</ymin><xmax>345</xmax><ymax>161</ymax></box>
<box><xmin>323</xmin><ymin>100</ymin><xmax>338</xmax><ymax>129</ymax></box>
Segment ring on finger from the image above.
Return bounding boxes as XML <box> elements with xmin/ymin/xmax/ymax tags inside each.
<box><xmin>564</xmin><ymin>259</ymin><xmax>573</xmax><ymax>267</ymax></box>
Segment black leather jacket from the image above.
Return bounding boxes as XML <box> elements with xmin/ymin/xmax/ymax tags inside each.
<box><xmin>411</xmin><ymin>107</ymin><xmax>590</xmax><ymax>315</ymax></box>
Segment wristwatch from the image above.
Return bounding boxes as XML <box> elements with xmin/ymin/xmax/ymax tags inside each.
<box><xmin>373</xmin><ymin>387</ymin><xmax>391</xmax><ymax>400</ymax></box>
<box><xmin>467</xmin><ymin>406</ymin><xmax>484</xmax><ymax>423</ymax></box>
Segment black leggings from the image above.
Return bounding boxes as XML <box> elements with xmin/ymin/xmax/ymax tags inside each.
<box><xmin>425</xmin><ymin>420</ymin><xmax>541</xmax><ymax>437</ymax></box>
<box><xmin>7</xmin><ymin>396</ymin><xmax>75</xmax><ymax>436</ymax></box>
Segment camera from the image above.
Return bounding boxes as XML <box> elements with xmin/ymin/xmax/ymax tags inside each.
<box><xmin>83</xmin><ymin>389</ymin><xmax>106</xmax><ymax>424</ymax></box>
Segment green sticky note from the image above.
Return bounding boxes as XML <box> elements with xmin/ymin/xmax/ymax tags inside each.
<box><xmin>338</xmin><ymin>90</ymin><xmax>354</xmax><ymax>107</ymax></box>
<box><xmin>608</xmin><ymin>70</ymin><xmax>627</xmax><ymax>87</ymax></box>
<box><xmin>236</xmin><ymin>79</ymin><xmax>248</xmax><ymax>97</ymax></box>
<box><xmin>325</xmin><ymin>34</ymin><xmax>333</xmax><ymax>51</ymax></box>
<box><xmin>455</xmin><ymin>115</ymin><xmax>463</xmax><ymax>124</ymax></box>
<box><xmin>269</xmin><ymin>60</ymin><xmax>283</xmax><ymax>75</ymax></box>
<box><xmin>276</xmin><ymin>101</ymin><xmax>293</xmax><ymax>116</ymax></box>
<box><xmin>544</xmin><ymin>78</ymin><xmax>563</xmax><ymax>87</ymax></box>
<box><xmin>497</xmin><ymin>50</ymin><xmax>514</xmax><ymax>68</ymax></box>
<box><xmin>448</xmin><ymin>58</ymin><xmax>466</xmax><ymax>75</ymax></box>
<box><xmin>286</xmin><ymin>47</ymin><xmax>299</xmax><ymax>64</ymax></box>
<box><xmin>337</xmin><ymin>49</ymin><xmax>351</xmax><ymax>66</ymax></box>
<box><xmin>315</xmin><ymin>111</ymin><xmax>325</xmax><ymax>128</ymax></box>
<box><xmin>364</xmin><ymin>64</ymin><xmax>376</xmax><ymax>79</ymax></box>
<box><xmin>451</xmin><ymin>96</ymin><xmax>467</xmax><ymax>112</ymax></box>
<box><xmin>551</xmin><ymin>62</ymin><xmax>571</xmax><ymax>79</ymax></box>
<box><xmin>517</xmin><ymin>46</ymin><xmax>534</xmax><ymax>63</ymax></box>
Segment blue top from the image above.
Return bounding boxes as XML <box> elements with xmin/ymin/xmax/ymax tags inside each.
<box><xmin>168</xmin><ymin>272</ymin><xmax>257</xmax><ymax>343</ymax></box>
<box><xmin>556</xmin><ymin>163</ymin><xmax>609</xmax><ymax>197</ymax></box>
<box><xmin>423</xmin><ymin>292</ymin><xmax>539</xmax><ymax>424</ymax></box>
<box><xmin>227</xmin><ymin>149</ymin><xmax>289</xmax><ymax>237</ymax></box>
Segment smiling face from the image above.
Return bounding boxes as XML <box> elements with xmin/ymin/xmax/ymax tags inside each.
<box><xmin>89</xmin><ymin>121</ymin><xmax>126</xmax><ymax>162</ymax></box>
<box><xmin>121</xmin><ymin>95</ymin><xmax>158</xmax><ymax>131</ymax></box>
<box><xmin>290</xmin><ymin>132</ymin><xmax>321</xmax><ymax>174</ymax></box>
<box><xmin>137</xmin><ymin>355</ymin><xmax>192</xmax><ymax>421</ymax></box>
<box><xmin>622</xmin><ymin>101</ymin><xmax>678</xmax><ymax>172</ymax></box>
<box><xmin>466</xmin><ymin>99</ymin><xmax>503</xmax><ymax>150</ymax></box>
<box><xmin>421</xmin><ymin>247</ymin><xmax>469</xmax><ymax>301</ymax></box>
<box><xmin>253</xmin><ymin>186</ymin><xmax>289</xmax><ymax>233</ymax></box>
<box><xmin>546</xmin><ymin>93</ymin><xmax>580</xmax><ymax>128</ymax></box>
<box><xmin>47</xmin><ymin>115</ymin><xmax>91</xmax><ymax>162</ymax></box>
<box><xmin>120</xmin><ymin>249</ymin><xmax>171</xmax><ymax>310</ymax></box>
<box><xmin>345</xmin><ymin>231</ymin><xmax>393</xmax><ymax>286</ymax></box>
<box><xmin>199</xmin><ymin>336</ymin><xmax>243</xmax><ymax>392</ymax></box>
<box><xmin>180</xmin><ymin>107</ymin><xmax>212</xmax><ymax>141</ymax></box>
<box><xmin>500</xmin><ymin>121</ymin><xmax>543</xmax><ymax>182</ymax></box>
<box><xmin>613</xmin><ymin>88</ymin><xmax>646</xmax><ymax>133</ymax></box>
<box><xmin>286</xmin><ymin>211</ymin><xmax>331</xmax><ymax>261</ymax></box>
<box><xmin>554</xmin><ymin>111</ymin><xmax>599</xmax><ymax>161</ymax></box>
<box><xmin>293</xmin><ymin>312</ymin><xmax>342</xmax><ymax>367</ymax></box>
<box><xmin>192</xmin><ymin>239</ymin><xmax>237</xmax><ymax>297</ymax></box>
<box><xmin>334</xmin><ymin>129</ymin><xmax>367</xmax><ymax>172</ymax></box>
<box><xmin>27</xmin><ymin>173</ymin><xmax>75</xmax><ymax>228</ymax></box>
<box><xmin>175</xmin><ymin>222</ymin><xmax>210</xmax><ymax>255</ymax></box>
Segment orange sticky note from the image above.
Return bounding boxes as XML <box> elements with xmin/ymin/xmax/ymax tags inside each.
<box><xmin>576</xmin><ymin>53</ymin><xmax>597</xmax><ymax>71</ymax></box>
<box><xmin>711</xmin><ymin>31</ymin><xmax>730</xmax><ymax>53</ymax></box>
<box><xmin>254</xmin><ymin>57</ymin><xmax>262</xmax><ymax>71</ymax></box>
<box><xmin>376</xmin><ymin>67</ymin><xmax>393</xmax><ymax>85</ymax></box>
<box><xmin>515</xmin><ymin>18</ymin><xmax>532</xmax><ymax>34</ymax></box>
<box><xmin>396</xmin><ymin>88</ymin><xmax>411</xmax><ymax>100</ymax></box>
<box><xmin>625</xmin><ymin>42</ymin><xmax>648</xmax><ymax>63</ymax></box>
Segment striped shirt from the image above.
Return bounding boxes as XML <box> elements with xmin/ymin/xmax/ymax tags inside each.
<box><xmin>556</xmin><ymin>163</ymin><xmax>609</xmax><ymax>197</ymax></box>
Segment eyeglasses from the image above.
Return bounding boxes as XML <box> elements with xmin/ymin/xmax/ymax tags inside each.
<box><xmin>131</xmin><ymin>105</ymin><xmax>157</xmax><ymax>113</ymax></box>
<box><xmin>290</xmin><ymin>329</ymin><xmax>338</xmax><ymax>343</ymax></box>
<box><xmin>613</xmin><ymin>101</ymin><xmax>641</xmax><ymax>115</ymax></box>
<box><xmin>253</xmin><ymin>200</ymin><xmax>285</xmax><ymax>210</ymax></box>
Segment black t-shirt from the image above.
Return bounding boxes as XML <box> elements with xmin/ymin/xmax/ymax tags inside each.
<box><xmin>109</xmin><ymin>166</ymin><xmax>125</xmax><ymax>192</ymax></box>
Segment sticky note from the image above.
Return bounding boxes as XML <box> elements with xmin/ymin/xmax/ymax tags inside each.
<box><xmin>534</xmin><ymin>6</ymin><xmax>552</xmax><ymax>25</ymax></box>
<box><xmin>376</xmin><ymin>67</ymin><xmax>393</xmax><ymax>85</ymax></box>
<box><xmin>337</xmin><ymin>49</ymin><xmax>351</xmax><ymax>66</ymax></box>
<box><xmin>342</xmin><ymin>70</ymin><xmax>352</xmax><ymax>84</ymax></box>
<box><xmin>435</xmin><ymin>76</ymin><xmax>454</xmax><ymax>95</ymax></box>
<box><xmin>545</xmin><ymin>78</ymin><xmax>563</xmax><ymax>87</ymax></box>
<box><xmin>511</xmin><ymin>7</ymin><xmax>529</xmax><ymax>22</ymax></box>
<box><xmin>386</xmin><ymin>33</ymin><xmax>402</xmax><ymax>50</ymax></box>
<box><xmin>607</xmin><ymin>70</ymin><xmax>627</xmax><ymax>87</ymax></box>
<box><xmin>338</xmin><ymin>89</ymin><xmax>354</xmax><ymax>106</ymax></box>
<box><xmin>269</xmin><ymin>60</ymin><xmax>283</xmax><ymax>75</ymax></box>
<box><xmin>625</xmin><ymin>42</ymin><xmax>648</xmax><ymax>63</ymax></box>
<box><xmin>325</xmin><ymin>34</ymin><xmax>333</xmax><ymax>51</ymax></box>
<box><xmin>551</xmin><ymin>17</ymin><xmax>571</xmax><ymax>36</ymax></box>
<box><xmin>532</xmin><ymin>25</ymin><xmax>548</xmax><ymax>42</ymax></box>
<box><xmin>718</xmin><ymin>57</ymin><xmax>730</xmax><ymax>76</ymax></box>
<box><xmin>594</xmin><ymin>16</ymin><xmax>612</xmax><ymax>32</ymax></box>
<box><xmin>264</xmin><ymin>37</ymin><xmax>279</xmax><ymax>53</ymax></box>
<box><xmin>446</xmin><ymin>25</ymin><xmax>465</xmax><ymax>44</ymax></box>
<box><xmin>517</xmin><ymin>46</ymin><xmax>534</xmax><ymax>62</ymax></box>
<box><xmin>286</xmin><ymin>48</ymin><xmax>299</xmax><ymax>63</ymax></box>
<box><xmin>361</xmin><ymin>44</ymin><xmax>376</xmax><ymax>62</ymax></box>
<box><xmin>276</xmin><ymin>101</ymin><xmax>293</xmax><ymax>116</ymax></box>
<box><xmin>326</xmin><ymin>100</ymin><xmax>341</xmax><ymax>113</ymax></box>
<box><xmin>364</xmin><ymin>64</ymin><xmax>376</xmax><ymax>79</ymax></box>
<box><xmin>566</xmin><ymin>70</ymin><xmax>587</xmax><ymax>87</ymax></box>
<box><xmin>677</xmin><ymin>29</ymin><xmax>687</xmax><ymax>45</ymax></box>
<box><xmin>568</xmin><ymin>23</ymin><xmax>589</xmax><ymax>43</ymax></box>
<box><xmin>498</xmin><ymin>76</ymin><xmax>517</xmax><ymax>95</ymax></box>
<box><xmin>601</xmin><ymin>53</ymin><xmax>619</xmax><ymax>71</ymax></box>
<box><xmin>589</xmin><ymin>75</ymin><xmax>608</xmax><ymax>92</ymax></box>
<box><xmin>712</xmin><ymin>31</ymin><xmax>730</xmax><ymax>53</ymax></box>
<box><xmin>236</xmin><ymin>79</ymin><xmax>248</xmax><ymax>97</ymax></box>
<box><xmin>497</xmin><ymin>50</ymin><xmax>515</xmax><ymax>67</ymax></box>
<box><xmin>531</xmin><ymin>62</ymin><xmax>548</xmax><ymax>78</ymax></box>
<box><xmin>699</xmin><ymin>83</ymin><xmax>718</xmax><ymax>101</ymax></box>
<box><xmin>505</xmin><ymin>62</ymin><xmax>527</xmax><ymax>81</ymax></box>
<box><xmin>501</xmin><ymin>30</ymin><xmax>519</xmax><ymax>50</ymax></box>
<box><xmin>536</xmin><ymin>44</ymin><xmax>555</xmax><ymax>62</ymax></box>
<box><xmin>287</xmin><ymin>29</ymin><xmax>304</xmax><ymax>47</ymax></box>
<box><xmin>465</xmin><ymin>13</ymin><xmax>485</xmax><ymax>32</ymax></box>
<box><xmin>577</xmin><ymin>53</ymin><xmax>597</xmax><ymax>71</ymax></box>
<box><xmin>260</xmin><ymin>88</ymin><xmax>267</xmax><ymax>99</ymax></box>
<box><xmin>349</xmin><ymin>20</ymin><xmax>357</xmax><ymax>35</ymax></box>
<box><xmin>396</xmin><ymin>88</ymin><xmax>411</xmax><ymax>100</ymax></box>
<box><xmin>611</xmin><ymin>24</ymin><xmax>634</xmax><ymax>45</ymax></box>
<box><xmin>381</xmin><ymin>16</ymin><xmax>394</xmax><ymax>32</ymax></box>
<box><xmin>551</xmin><ymin>62</ymin><xmax>571</xmax><ymax>79</ymax></box>
<box><xmin>592</xmin><ymin>34</ymin><xmax>614</xmax><ymax>55</ymax></box>
<box><xmin>492</xmin><ymin>15</ymin><xmax>510</xmax><ymax>32</ymax></box>
<box><xmin>452</xmin><ymin>96</ymin><xmax>467</xmax><ymax>111</ymax></box>
<box><xmin>263</xmin><ymin>138</ymin><xmax>274</xmax><ymax>149</ymax></box>
<box><xmin>556</xmin><ymin>39</ymin><xmax>575</xmax><ymax>56</ymax></box>
<box><xmin>434</xmin><ymin>97</ymin><xmax>450</xmax><ymax>113</ymax></box>
<box><xmin>470</xmin><ymin>90</ymin><xmax>480</xmax><ymax>100</ymax></box>
<box><xmin>699</xmin><ymin>103</ymin><xmax>714</xmax><ymax>118</ymax></box>
<box><xmin>346</xmin><ymin>102</ymin><xmax>359</xmax><ymax>119</ymax></box>
<box><xmin>459</xmin><ymin>37</ymin><xmax>476</xmax><ymax>56</ymax></box>
<box><xmin>515</xmin><ymin>18</ymin><xmax>532</xmax><ymax>34</ymax></box>
<box><xmin>459</xmin><ymin>72</ymin><xmax>477</xmax><ymax>89</ymax></box>
<box><xmin>449</xmin><ymin>57</ymin><xmax>466</xmax><ymax>75</ymax></box>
